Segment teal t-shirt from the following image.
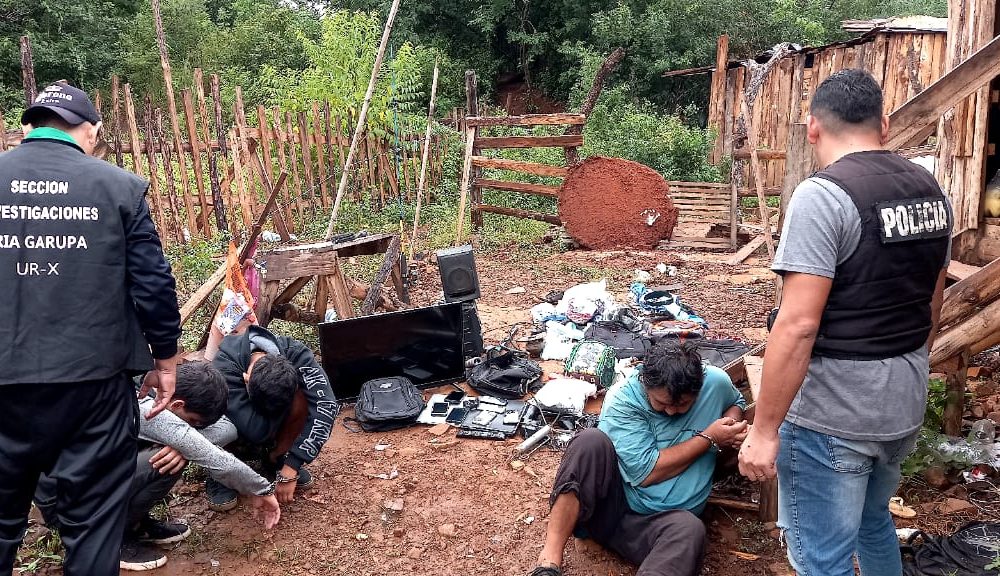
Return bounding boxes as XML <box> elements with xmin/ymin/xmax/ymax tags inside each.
<box><xmin>598</xmin><ymin>364</ymin><xmax>744</xmax><ymax>515</ymax></box>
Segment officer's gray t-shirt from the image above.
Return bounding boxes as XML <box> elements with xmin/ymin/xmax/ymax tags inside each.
<box><xmin>772</xmin><ymin>176</ymin><xmax>951</xmax><ymax>441</ymax></box>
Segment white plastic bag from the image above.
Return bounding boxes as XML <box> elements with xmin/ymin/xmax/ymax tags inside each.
<box><xmin>541</xmin><ymin>321</ymin><xmax>585</xmax><ymax>361</ymax></box>
<box><xmin>533</xmin><ymin>378</ymin><xmax>597</xmax><ymax>415</ymax></box>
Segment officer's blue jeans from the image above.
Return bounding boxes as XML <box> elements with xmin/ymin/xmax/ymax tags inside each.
<box><xmin>777</xmin><ymin>422</ymin><xmax>917</xmax><ymax>576</ymax></box>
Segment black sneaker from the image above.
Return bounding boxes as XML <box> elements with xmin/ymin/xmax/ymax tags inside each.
<box><xmin>296</xmin><ymin>466</ymin><xmax>314</xmax><ymax>491</ymax></box>
<box><xmin>135</xmin><ymin>516</ymin><xmax>191</xmax><ymax>545</ymax></box>
<box><xmin>120</xmin><ymin>538</ymin><xmax>167</xmax><ymax>571</ymax></box>
<box><xmin>205</xmin><ymin>478</ymin><xmax>238</xmax><ymax>512</ymax></box>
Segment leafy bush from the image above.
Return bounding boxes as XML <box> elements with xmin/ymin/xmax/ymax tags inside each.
<box><xmin>582</xmin><ymin>87</ymin><xmax>722</xmax><ymax>182</ymax></box>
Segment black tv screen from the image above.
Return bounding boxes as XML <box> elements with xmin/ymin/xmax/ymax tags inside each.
<box><xmin>318</xmin><ymin>303</ymin><xmax>466</xmax><ymax>401</ymax></box>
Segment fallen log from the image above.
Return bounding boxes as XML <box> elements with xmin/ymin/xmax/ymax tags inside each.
<box><xmin>931</xmin><ymin>295</ymin><xmax>1000</xmax><ymax>366</ymax></box>
<box><xmin>939</xmin><ymin>256</ymin><xmax>1000</xmax><ymax>329</ymax></box>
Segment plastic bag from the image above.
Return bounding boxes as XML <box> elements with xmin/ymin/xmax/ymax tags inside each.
<box><xmin>533</xmin><ymin>378</ymin><xmax>597</xmax><ymax>415</ymax></box>
<box><xmin>541</xmin><ymin>321</ymin><xmax>585</xmax><ymax>361</ymax></box>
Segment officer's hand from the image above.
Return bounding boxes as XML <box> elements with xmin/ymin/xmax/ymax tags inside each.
<box><xmin>144</xmin><ymin>357</ymin><xmax>178</xmax><ymax>419</ymax></box>
<box><xmin>738</xmin><ymin>426</ymin><xmax>780</xmax><ymax>482</ymax></box>
<box><xmin>150</xmin><ymin>446</ymin><xmax>188</xmax><ymax>475</ymax></box>
<box><xmin>250</xmin><ymin>493</ymin><xmax>281</xmax><ymax>529</ymax></box>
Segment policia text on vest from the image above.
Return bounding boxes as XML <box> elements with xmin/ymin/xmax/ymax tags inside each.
<box><xmin>877</xmin><ymin>196</ymin><xmax>950</xmax><ymax>243</ymax></box>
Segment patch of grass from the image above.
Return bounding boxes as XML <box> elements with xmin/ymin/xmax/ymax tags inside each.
<box><xmin>16</xmin><ymin>526</ymin><xmax>63</xmax><ymax>574</ymax></box>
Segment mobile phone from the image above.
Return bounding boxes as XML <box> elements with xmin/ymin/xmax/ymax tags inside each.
<box><xmin>445</xmin><ymin>407</ymin><xmax>468</xmax><ymax>424</ymax></box>
<box><xmin>431</xmin><ymin>402</ymin><xmax>449</xmax><ymax>417</ymax></box>
<box><xmin>444</xmin><ymin>390</ymin><xmax>465</xmax><ymax>404</ymax></box>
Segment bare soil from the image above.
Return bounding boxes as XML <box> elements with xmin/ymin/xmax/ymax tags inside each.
<box><xmin>23</xmin><ymin>243</ymin><xmax>998</xmax><ymax>576</ymax></box>
<box><xmin>559</xmin><ymin>157</ymin><xmax>679</xmax><ymax>250</ymax></box>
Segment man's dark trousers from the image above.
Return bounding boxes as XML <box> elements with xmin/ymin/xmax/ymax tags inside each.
<box><xmin>0</xmin><ymin>375</ymin><xmax>138</xmax><ymax>576</ymax></box>
<box><xmin>552</xmin><ymin>429</ymin><xmax>706</xmax><ymax>576</ymax></box>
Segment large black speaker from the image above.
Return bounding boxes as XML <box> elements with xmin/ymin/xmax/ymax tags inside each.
<box><xmin>437</xmin><ymin>245</ymin><xmax>480</xmax><ymax>303</ymax></box>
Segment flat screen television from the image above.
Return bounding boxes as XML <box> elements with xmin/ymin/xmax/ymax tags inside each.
<box><xmin>318</xmin><ymin>302</ymin><xmax>466</xmax><ymax>401</ymax></box>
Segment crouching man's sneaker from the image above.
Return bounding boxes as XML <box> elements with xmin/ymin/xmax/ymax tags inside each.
<box><xmin>120</xmin><ymin>538</ymin><xmax>167</xmax><ymax>571</ymax></box>
<box><xmin>295</xmin><ymin>466</ymin><xmax>314</xmax><ymax>491</ymax></box>
<box><xmin>135</xmin><ymin>516</ymin><xmax>191</xmax><ymax>545</ymax></box>
<box><xmin>206</xmin><ymin>478</ymin><xmax>238</xmax><ymax>512</ymax></box>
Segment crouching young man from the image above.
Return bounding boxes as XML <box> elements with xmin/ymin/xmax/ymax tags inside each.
<box><xmin>527</xmin><ymin>342</ymin><xmax>747</xmax><ymax>576</ymax></box>
<box><xmin>36</xmin><ymin>361</ymin><xmax>280</xmax><ymax>571</ymax></box>
<box><xmin>209</xmin><ymin>325</ymin><xmax>337</xmax><ymax>510</ymax></box>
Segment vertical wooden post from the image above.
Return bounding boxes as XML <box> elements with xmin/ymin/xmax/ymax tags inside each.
<box><xmin>233</xmin><ymin>88</ymin><xmax>258</xmax><ymax>217</ymax></box>
<box><xmin>324</xmin><ymin>0</ymin><xmax>402</xmax><ymax>238</ymax></box>
<box><xmin>740</xmin><ymin>99</ymin><xmax>775</xmax><ymax>259</ymax></box>
<box><xmin>465</xmin><ymin>70</ymin><xmax>483</xmax><ymax>230</ymax></box>
<box><xmin>19</xmin><ymin>36</ymin><xmax>37</xmax><ymax>107</ymax></box>
<box><xmin>197</xmin><ymin>70</ymin><xmax>228</xmax><ymax>237</ymax></box>
<box><xmin>141</xmin><ymin>96</ymin><xmax>167</xmax><ymax>241</ymax></box>
<box><xmin>122</xmin><ymin>84</ymin><xmax>144</xmax><ymax>178</ymax></box>
<box><xmin>455</xmin><ymin>126</ymin><xmax>477</xmax><ymax>245</ymax></box>
<box><xmin>410</xmin><ymin>61</ymin><xmax>440</xmax><ymax>260</ymax></box>
<box><xmin>155</xmin><ymin>108</ymin><xmax>185</xmax><ymax>244</ymax></box>
<box><xmin>709</xmin><ymin>35</ymin><xmax>730</xmax><ymax>164</ymax></box>
<box><xmin>0</xmin><ymin>111</ymin><xmax>7</xmax><ymax>152</ymax></box>
<box><xmin>182</xmin><ymin>89</ymin><xmax>211</xmax><ymax>239</ymax></box>
<box><xmin>151</xmin><ymin>0</ymin><xmax>198</xmax><ymax>236</ymax></box>
<box><xmin>297</xmin><ymin>110</ymin><xmax>316</xmax><ymax>212</ymax></box>
<box><xmin>110</xmin><ymin>76</ymin><xmax>125</xmax><ymax>167</ymax></box>
<box><xmin>285</xmin><ymin>111</ymin><xmax>305</xmax><ymax>223</ymax></box>
<box><xmin>271</xmin><ymin>107</ymin><xmax>293</xmax><ymax>228</ymax></box>
<box><xmin>312</xmin><ymin>101</ymin><xmax>330</xmax><ymax>208</ymax></box>
<box><xmin>209</xmin><ymin>75</ymin><xmax>232</xmax><ymax>237</ymax></box>
<box><xmin>944</xmin><ymin>351</ymin><xmax>970</xmax><ymax>437</ymax></box>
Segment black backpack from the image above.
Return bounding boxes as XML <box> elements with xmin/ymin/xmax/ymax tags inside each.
<box><xmin>349</xmin><ymin>377</ymin><xmax>425</xmax><ymax>432</ymax></box>
<box><xmin>466</xmin><ymin>347</ymin><xmax>542</xmax><ymax>399</ymax></box>
<box><xmin>584</xmin><ymin>321</ymin><xmax>652</xmax><ymax>359</ymax></box>
<box><xmin>690</xmin><ymin>339</ymin><xmax>750</xmax><ymax>368</ymax></box>
<box><xmin>902</xmin><ymin>522</ymin><xmax>1000</xmax><ymax>575</ymax></box>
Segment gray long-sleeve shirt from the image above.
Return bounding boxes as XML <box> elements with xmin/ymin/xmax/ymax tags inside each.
<box><xmin>138</xmin><ymin>396</ymin><xmax>271</xmax><ymax>495</ymax></box>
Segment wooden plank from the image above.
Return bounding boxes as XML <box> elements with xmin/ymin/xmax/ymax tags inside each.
<box><xmin>464</xmin><ymin>113</ymin><xmax>585</xmax><ymax>127</ymax></box>
<box><xmin>886</xmin><ymin>34</ymin><xmax>1000</xmax><ymax>151</ymax></box>
<box><xmin>122</xmin><ymin>84</ymin><xmax>144</xmax><ymax>178</ymax></box>
<box><xmin>274</xmin><ymin>276</ymin><xmax>313</xmax><ymax>307</ymax></box>
<box><xmin>476</xmin><ymin>178</ymin><xmax>560</xmax><ymax>198</ymax></box>
<box><xmin>327</xmin><ymin>260</ymin><xmax>355</xmax><ymax>320</ymax></box>
<box><xmin>207</xmin><ymin>74</ymin><xmax>231</xmax><ymax>236</ymax></box>
<box><xmin>247</xmin><ymin>153</ymin><xmax>291</xmax><ymax>242</ymax></box>
<box><xmin>229</xmin><ymin>130</ymin><xmax>253</xmax><ymax>231</ymax></box>
<box><xmin>940</xmin><ymin>256</ymin><xmax>1000</xmax><ymax>328</ymax></box>
<box><xmin>311</xmin><ymin>102</ymin><xmax>330</xmax><ymax>207</ymax></box>
<box><xmin>478</xmin><ymin>204</ymin><xmax>561</xmax><ymax>225</ymax></box>
<box><xmin>285</xmin><ymin>111</ymin><xmax>305</xmax><ymax>223</ymax></box>
<box><xmin>732</xmin><ymin>149</ymin><xmax>786</xmax><ymax>161</ymax></box>
<box><xmin>726</xmin><ymin>235</ymin><xmax>768</xmax><ymax>265</ymax></box>
<box><xmin>198</xmin><ymin>71</ymin><xmax>228</xmax><ymax>236</ymax></box>
<box><xmin>110</xmin><ymin>76</ymin><xmax>124</xmax><ymax>167</ymax></box>
<box><xmin>455</xmin><ymin>126</ymin><xmax>477</xmax><ymax>244</ymax></box>
<box><xmin>257</xmin><ymin>105</ymin><xmax>276</xmax><ymax>207</ymax></box>
<box><xmin>315</xmin><ymin>274</ymin><xmax>329</xmax><ymax>321</ymax></box>
<box><xmin>234</xmin><ymin>88</ymin><xmax>258</xmax><ymax>219</ymax></box>
<box><xmin>780</xmin><ymin>124</ymin><xmax>813</xmax><ymax>231</ymax></box>
<box><xmin>155</xmin><ymin>108</ymin><xmax>185</xmax><ymax>245</ymax></box>
<box><xmin>179</xmin><ymin>262</ymin><xmax>226</xmax><ymax>326</ymax></box>
<box><xmin>256</xmin><ymin>280</ymin><xmax>281</xmax><ymax>328</ymax></box>
<box><xmin>943</xmin><ymin>350</ymin><xmax>969</xmax><ymax>436</ymax></box>
<box><xmin>947</xmin><ymin>260</ymin><xmax>981</xmax><ymax>281</ymax></box>
<box><xmin>741</xmin><ymin>99</ymin><xmax>775</xmax><ymax>259</ymax></box>
<box><xmin>181</xmin><ymin>89</ymin><xmax>210</xmax><ymax>236</ymax></box>
<box><xmin>298</xmin><ymin>110</ymin><xmax>316</xmax><ymax>212</ymax></box>
<box><xmin>271</xmin><ymin>107</ymin><xmax>294</xmax><ymax>228</ymax></box>
<box><xmin>475</xmin><ymin>135</ymin><xmax>584</xmax><ymax>149</ymax></box>
<box><xmin>361</xmin><ymin>235</ymin><xmax>401</xmax><ymax>315</ymax></box>
<box><xmin>709</xmin><ymin>35</ymin><xmax>730</xmax><ymax>163</ymax></box>
<box><xmin>140</xmin><ymin>96</ymin><xmax>167</xmax><ymax>241</ymax></box>
<box><xmin>471</xmin><ymin>156</ymin><xmax>570</xmax><ymax>178</ymax></box>
<box><xmin>931</xmin><ymin>296</ymin><xmax>1000</xmax><ymax>366</ymax></box>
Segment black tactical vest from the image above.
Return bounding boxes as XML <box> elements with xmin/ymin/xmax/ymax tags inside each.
<box><xmin>810</xmin><ymin>150</ymin><xmax>951</xmax><ymax>360</ymax></box>
<box><xmin>0</xmin><ymin>138</ymin><xmax>153</xmax><ymax>384</ymax></box>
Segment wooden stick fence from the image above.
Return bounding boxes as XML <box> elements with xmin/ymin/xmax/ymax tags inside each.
<box><xmin>1</xmin><ymin>72</ymin><xmax>449</xmax><ymax>248</ymax></box>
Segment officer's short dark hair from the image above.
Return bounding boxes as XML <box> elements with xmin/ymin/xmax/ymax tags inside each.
<box><xmin>810</xmin><ymin>68</ymin><xmax>884</xmax><ymax>132</ymax></box>
<box><xmin>248</xmin><ymin>354</ymin><xmax>299</xmax><ymax>417</ymax></box>
<box><xmin>640</xmin><ymin>341</ymin><xmax>705</xmax><ymax>402</ymax></box>
<box><xmin>23</xmin><ymin>108</ymin><xmax>74</xmax><ymax>131</ymax></box>
<box><xmin>175</xmin><ymin>361</ymin><xmax>228</xmax><ymax>427</ymax></box>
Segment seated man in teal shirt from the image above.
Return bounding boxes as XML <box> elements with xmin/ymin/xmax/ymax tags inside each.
<box><xmin>527</xmin><ymin>342</ymin><xmax>747</xmax><ymax>576</ymax></box>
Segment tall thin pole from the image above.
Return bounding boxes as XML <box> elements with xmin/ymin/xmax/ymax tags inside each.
<box><xmin>324</xmin><ymin>0</ymin><xmax>402</xmax><ymax>240</ymax></box>
<box><xmin>19</xmin><ymin>36</ymin><xmax>37</xmax><ymax>107</ymax></box>
<box><xmin>409</xmin><ymin>60</ymin><xmax>440</xmax><ymax>260</ymax></box>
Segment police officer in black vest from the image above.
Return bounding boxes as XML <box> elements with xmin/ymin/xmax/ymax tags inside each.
<box><xmin>0</xmin><ymin>83</ymin><xmax>181</xmax><ymax>575</ymax></box>
<box><xmin>738</xmin><ymin>69</ymin><xmax>951</xmax><ymax>575</ymax></box>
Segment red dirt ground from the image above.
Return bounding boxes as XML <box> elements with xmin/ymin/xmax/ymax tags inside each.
<box><xmin>559</xmin><ymin>157</ymin><xmax>678</xmax><ymax>250</ymax></box>
<box><xmin>21</xmin><ymin>245</ymin><xmax>997</xmax><ymax>576</ymax></box>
